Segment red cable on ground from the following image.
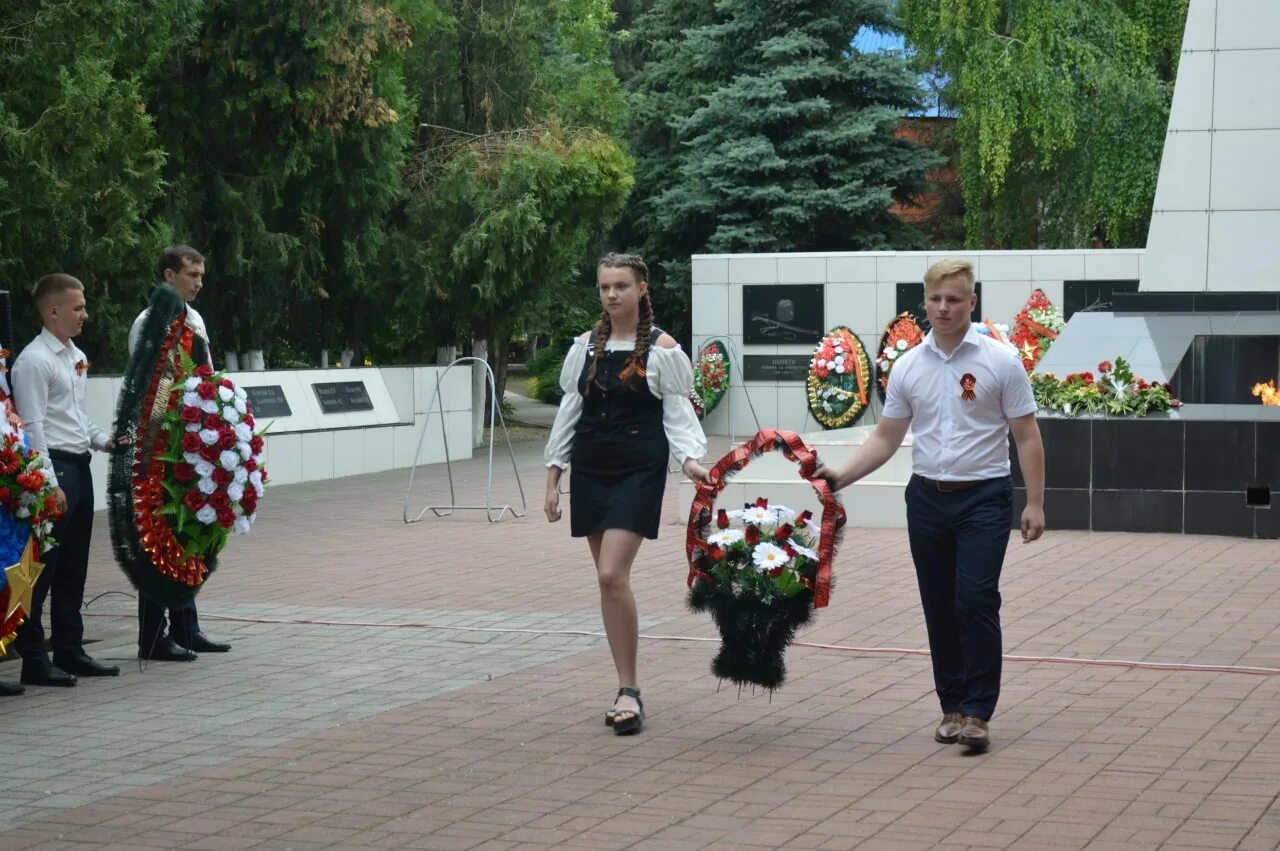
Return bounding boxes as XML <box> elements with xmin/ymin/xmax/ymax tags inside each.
<box><xmin>81</xmin><ymin>611</ymin><xmax>1280</xmax><ymax>677</ymax></box>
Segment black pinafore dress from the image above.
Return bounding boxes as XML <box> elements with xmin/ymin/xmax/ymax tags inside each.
<box><xmin>569</xmin><ymin>329</ymin><xmax>669</xmax><ymax>540</ymax></box>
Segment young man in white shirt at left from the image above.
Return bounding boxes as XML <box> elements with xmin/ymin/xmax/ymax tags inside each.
<box><xmin>10</xmin><ymin>273</ymin><xmax>122</xmax><ymax>687</ymax></box>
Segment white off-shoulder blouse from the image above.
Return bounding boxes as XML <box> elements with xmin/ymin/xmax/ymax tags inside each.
<box><xmin>544</xmin><ymin>338</ymin><xmax>708</xmax><ymax>470</ymax></box>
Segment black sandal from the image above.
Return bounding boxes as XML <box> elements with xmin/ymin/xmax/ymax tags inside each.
<box><xmin>605</xmin><ymin>687</ymin><xmax>625</xmax><ymax>727</ymax></box>
<box><xmin>611</xmin><ymin>687</ymin><xmax>643</xmax><ymax>735</ymax></box>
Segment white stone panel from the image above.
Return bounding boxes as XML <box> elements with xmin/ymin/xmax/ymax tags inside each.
<box><xmin>732</xmin><ymin>386</ymin><xmax>776</xmax><ymax>435</ymax></box>
<box><xmin>300</xmin><ymin>431</ymin><xmax>335</xmax><ymax>481</ymax></box>
<box><xmin>1215</xmin><ymin>0</ymin><xmax>1280</xmax><ymax>51</ymax></box>
<box><xmin>691</xmin><ymin>256</ymin><xmax>729</xmax><ymax>285</ymax></box>
<box><xmin>777</xmin><ymin>256</ymin><xmax>827</xmax><ymax>283</ymax></box>
<box><xmin>1037</xmin><ymin>280</ymin><xmax>1065</xmax><ymax>311</ymax></box>
<box><xmin>980</xmin><ymin>254</ymin><xmax>1032</xmax><ymax>281</ymax></box>
<box><xmin>262</xmin><ymin>433</ymin><xmax>302</xmax><ymax>486</ymax></box>
<box><xmin>1179</xmin><ymin>0</ymin><xmax>1216</xmax><ymax>53</ymax></box>
<box><xmin>1030</xmin><ymin>253</ymin><xmax>1085</xmax><ymax>282</ymax></box>
<box><xmin>691</xmin><ymin>284</ymin><xmax>729</xmax><ymax>336</ymax></box>
<box><xmin>331</xmin><ymin>429</ymin><xmax>365</xmax><ymax>479</ymax></box>
<box><xmin>876</xmin><ymin>254</ymin><xmax>929</xmax><ymax>284</ymax></box>
<box><xmin>826</xmin><ymin>255</ymin><xmax>879</xmax><ymax>282</ymax></box>
<box><xmin>728</xmin><ymin>256</ymin><xmax>779</xmax><ymax>284</ymax></box>
<box><xmin>1167</xmin><ymin>50</ymin><xmax>1215</xmax><ymax>132</ymax></box>
<box><xmin>1207</xmin><ymin>210</ymin><xmax>1280</xmax><ymax>290</ymax></box>
<box><xmin>382</xmin><ymin>367</ymin><xmax>414</xmax><ymax>422</ymax></box>
<box><xmin>1210</xmin><ymin>129</ymin><xmax>1280</xmax><ymax>210</ymax></box>
<box><xmin>438</xmin><ymin>365</ymin><xmax>472</xmax><ymax>413</ymax></box>
<box><xmin>1084</xmin><ymin>252</ymin><xmax>1141</xmax><ymax>281</ymax></box>
<box><xmin>363</xmin><ymin>425</ymin><xmax>395</xmax><ymax>474</ymax></box>
<box><xmin>982</xmin><ymin>281</ymin><xmax>1034</xmax><ymax>327</ymax></box>
<box><xmin>1152</xmin><ymin>130</ymin><xmax>1212</xmax><ymax>212</ymax></box>
<box><xmin>876</xmin><ymin>280</ymin><xmax>903</xmax><ymax>328</ymax></box>
<box><xmin>1213</xmin><ymin>49</ymin><xmax>1280</xmax><ymax>130</ymax></box>
<box><xmin>728</xmin><ymin>285</ymin><xmax>743</xmax><ymax>337</ymax></box>
<box><xmin>413</xmin><ymin>367</ymin><xmax>440</xmax><ymax>415</ymax></box>
<box><xmin>1143</xmin><ymin>211</ymin><xmax>1209</xmax><ymax>291</ymax></box>
<box><xmin>776</xmin><ymin>385</ymin><xmax>810</xmax><ymax>433</ymax></box>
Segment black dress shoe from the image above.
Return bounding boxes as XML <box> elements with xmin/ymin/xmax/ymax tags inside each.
<box><xmin>0</xmin><ymin>680</ymin><xmax>24</xmax><ymax>696</ymax></box>
<box><xmin>175</xmin><ymin>632</ymin><xmax>230</xmax><ymax>653</ymax></box>
<box><xmin>54</xmin><ymin>652</ymin><xmax>121</xmax><ymax>677</ymax></box>
<box><xmin>20</xmin><ymin>663</ymin><xmax>77</xmax><ymax>687</ymax></box>
<box><xmin>139</xmin><ymin>638</ymin><xmax>197</xmax><ymax>662</ymax></box>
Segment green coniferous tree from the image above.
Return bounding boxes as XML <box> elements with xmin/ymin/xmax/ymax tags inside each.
<box><xmin>657</xmin><ymin>0</ymin><xmax>940</xmax><ymax>257</ymax></box>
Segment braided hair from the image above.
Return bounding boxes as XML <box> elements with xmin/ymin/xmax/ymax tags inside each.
<box><xmin>585</xmin><ymin>253</ymin><xmax>653</xmax><ymax>393</ymax></box>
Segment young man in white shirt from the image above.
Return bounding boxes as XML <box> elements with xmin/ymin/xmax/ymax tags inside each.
<box><xmin>133</xmin><ymin>245</ymin><xmax>231</xmax><ymax>661</ymax></box>
<box><xmin>818</xmin><ymin>259</ymin><xmax>1046</xmax><ymax>751</ymax></box>
<box><xmin>10</xmin><ymin>274</ymin><xmax>121</xmax><ymax>686</ymax></box>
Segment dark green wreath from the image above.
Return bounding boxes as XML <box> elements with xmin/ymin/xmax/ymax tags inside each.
<box><xmin>107</xmin><ymin>286</ymin><xmax>216</xmax><ymax>609</ymax></box>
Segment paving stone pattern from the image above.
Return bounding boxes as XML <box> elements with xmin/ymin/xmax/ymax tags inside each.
<box><xmin>0</xmin><ymin>435</ymin><xmax>1278</xmax><ymax>850</ymax></box>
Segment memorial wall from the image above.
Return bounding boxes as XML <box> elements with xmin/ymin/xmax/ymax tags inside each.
<box><xmin>81</xmin><ymin>365</ymin><xmax>473</xmax><ymax>508</ymax></box>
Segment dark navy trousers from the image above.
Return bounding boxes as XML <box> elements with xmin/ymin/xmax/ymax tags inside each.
<box><xmin>905</xmin><ymin>475</ymin><xmax>1013</xmax><ymax>720</ymax></box>
<box><xmin>14</xmin><ymin>454</ymin><xmax>94</xmax><ymax>662</ymax></box>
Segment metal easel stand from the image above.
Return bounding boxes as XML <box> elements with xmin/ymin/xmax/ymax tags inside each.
<box><xmin>403</xmin><ymin>356</ymin><xmax>528</xmax><ymax>524</ymax></box>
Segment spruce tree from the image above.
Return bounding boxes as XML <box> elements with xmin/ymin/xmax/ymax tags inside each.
<box><xmin>655</xmin><ymin>0</ymin><xmax>940</xmax><ymax>256</ymax></box>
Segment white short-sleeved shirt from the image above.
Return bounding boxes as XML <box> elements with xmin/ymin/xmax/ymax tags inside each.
<box><xmin>883</xmin><ymin>325</ymin><xmax>1037</xmax><ymax>481</ymax></box>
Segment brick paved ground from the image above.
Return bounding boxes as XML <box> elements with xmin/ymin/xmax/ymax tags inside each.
<box><xmin>1</xmin><ymin>430</ymin><xmax>1278</xmax><ymax>850</ymax></box>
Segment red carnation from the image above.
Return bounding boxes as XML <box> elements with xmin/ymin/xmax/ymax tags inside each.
<box><xmin>1098</xmin><ymin>360</ymin><xmax>1113</xmax><ymax>374</ymax></box>
<box><xmin>243</xmin><ymin>415</ymin><xmax>255</xmax><ymax>429</ymax></box>
<box><xmin>744</xmin><ymin>524</ymin><xmax>761</xmax><ymax>546</ymax></box>
<box><xmin>196</xmin><ymin>382</ymin><xmax>217</xmax><ymax>400</ymax></box>
<box><xmin>240</xmin><ymin>492</ymin><xmax>258</xmax><ymax>513</ymax></box>
<box><xmin>244</xmin><ymin>458</ymin><xmax>257</xmax><ymax>472</ymax></box>
<box><xmin>797</xmin><ymin>510</ymin><xmax>813</xmax><ymax>528</ymax></box>
<box><xmin>216</xmin><ymin>509</ymin><xmax>236</xmax><ymax>528</ymax></box>
<box><xmin>218</xmin><ymin>431</ymin><xmax>236</xmax><ymax>451</ymax></box>
<box><xmin>220</xmin><ymin>378</ymin><xmax>233</xmax><ymax>389</ymax></box>
<box><xmin>174</xmin><ymin>462</ymin><xmax>196</xmax><ymax>483</ymax></box>
<box><xmin>716</xmin><ymin>509</ymin><xmax>729</xmax><ymax>529</ymax></box>
<box><xmin>204</xmin><ymin>413</ymin><xmax>222</xmax><ymax>430</ymax></box>
<box><xmin>249</xmin><ymin>436</ymin><xmax>264</xmax><ymax>454</ymax></box>
<box><xmin>209</xmin><ymin>491</ymin><xmax>231</xmax><ymax>510</ymax></box>
<box><xmin>195</xmin><ymin>364</ymin><xmax>214</xmax><ymax>378</ymax></box>
<box><xmin>200</xmin><ymin>443</ymin><xmax>221</xmax><ymax>462</ymax></box>
<box><xmin>1082</xmin><ymin>374</ymin><xmax>1095</xmax><ymax>386</ymax></box>
<box><xmin>213</xmin><ymin>468</ymin><xmax>233</xmax><ymax>487</ymax></box>
<box><xmin>180</xmin><ymin>407</ymin><xmax>202</xmax><ymax>424</ymax></box>
<box><xmin>183</xmin><ymin>490</ymin><xmax>206</xmax><ymax>511</ymax></box>
<box><xmin>181</xmin><ymin>432</ymin><xmax>203</xmax><ymax>453</ymax></box>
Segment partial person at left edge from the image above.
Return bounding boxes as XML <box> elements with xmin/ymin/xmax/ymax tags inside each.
<box><xmin>9</xmin><ymin>273</ymin><xmax>122</xmax><ymax>686</ymax></box>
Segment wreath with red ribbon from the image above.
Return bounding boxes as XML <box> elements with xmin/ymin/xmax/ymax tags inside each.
<box><xmin>685</xmin><ymin>430</ymin><xmax>845</xmax><ymax>688</ymax></box>
<box><xmin>876</xmin><ymin>312</ymin><xmax>925</xmax><ymax>401</ymax></box>
<box><xmin>807</xmin><ymin>326</ymin><xmax>872</xmax><ymax>429</ymax></box>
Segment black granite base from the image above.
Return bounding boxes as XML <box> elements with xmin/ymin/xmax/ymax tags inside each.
<box><xmin>1010</xmin><ymin>418</ymin><xmax>1276</xmax><ymax>539</ymax></box>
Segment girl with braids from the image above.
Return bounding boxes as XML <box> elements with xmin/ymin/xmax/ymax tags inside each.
<box><xmin>544</xmin><ymin>253</ymin><xmax>710</xmax><ymax>735</ymax></box>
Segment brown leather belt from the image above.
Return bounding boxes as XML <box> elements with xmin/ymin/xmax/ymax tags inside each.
<box><xmin>913</xmin><ymin>474</ymin><xmax>985</xmax><ymax>492</ymax></box>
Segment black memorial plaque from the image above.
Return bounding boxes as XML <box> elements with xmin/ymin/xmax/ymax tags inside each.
<box><xmin>743</xmin><ymin>285</ymin><xmax>824</xmax><ymax>344</ymax></box>
<box><xmin>312</xmin><ymin>380</ymin><xmax>374</xmax><ymax>413</ymax></box>
<box><xmin>242</xmin><ymin>385</ymin><xmax>293</xmax><ymax>418</ymax></box>
<box><xmin>742</xmin><ymin>354</ymin><xmax>812</xmax><ymax>382</ymax></box>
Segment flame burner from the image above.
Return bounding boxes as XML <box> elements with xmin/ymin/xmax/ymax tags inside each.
<box><xmin>1253</xmin><ymin>380</ymin><xmax>1279</xmax><ymax>407</ymax></box>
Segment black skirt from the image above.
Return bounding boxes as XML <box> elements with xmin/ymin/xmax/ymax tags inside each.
<box><xmin>569</xmin><ymin>427</ymin><xmax>669</xmax><ymax>540</ymax></box>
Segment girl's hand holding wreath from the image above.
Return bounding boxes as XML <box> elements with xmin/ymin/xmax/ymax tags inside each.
<box><xmin>681</xmin><ymin>458</ymin><xmax>712</xmax><ymax>484</ymax></box>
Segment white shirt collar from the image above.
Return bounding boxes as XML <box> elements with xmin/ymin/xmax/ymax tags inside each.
<box><xmin>923</xmin><ymin>324</ymin><xmax>981</xmax><ymax>359</ymax></box>
<box><xmin>37</xmin><ymin>327</ymin><xmax>73</xmax><ymax>356</ymax></box>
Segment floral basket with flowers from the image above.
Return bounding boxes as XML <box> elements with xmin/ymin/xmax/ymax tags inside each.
<box><xmin>0</xmin><ymin>377</ymin><xmax>60</xmax><ymax>655</ymax></box>
<box><xmin>1009</xmin><ymin>289</ymin><xmax>1064</xmax><ymax>372</ymax></box>
<box><xmin>686</xmin><ymin>430</ymin><xmax>845</xmax><ymax>689</ymax></box>
<box><xmin>690</xmin><ymin>339</ymin><xmax>730</xmax><ymax>419</ymax></box>
<box><xmin>109</xmin><ymin>286</ymin><xmax>267</xmax><ymax>609</ymax></box>
<box><xmin>876</xmin><ymin>312</ymin><xmax>925</xmax><ymax>400</ymax></box>
<box><xmin>1031</xmin><ymin>358</ymin><xmax>1181</xmax><ymax>417</ymax></box>
<box><xmin>807</xmin><ymin>326</ymin><xmax>871</xmax><ymax>429</ymax></box>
